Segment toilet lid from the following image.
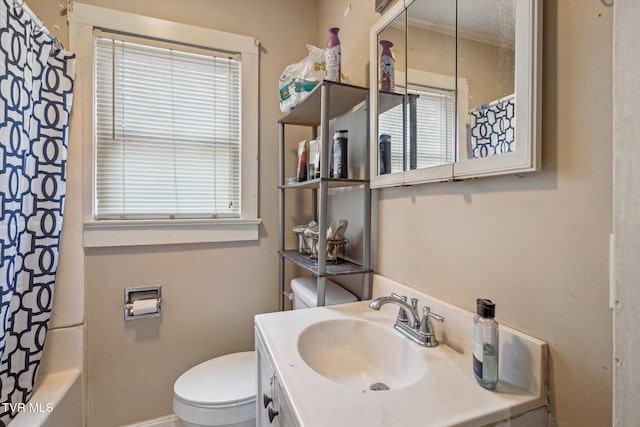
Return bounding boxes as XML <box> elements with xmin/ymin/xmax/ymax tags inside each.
<box><xmin>174</xmin><ymin>351</ymin><xmax>256</xmax><ymax>406</ymax></box>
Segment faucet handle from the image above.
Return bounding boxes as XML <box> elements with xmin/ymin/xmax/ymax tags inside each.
<box><xmin>420</xmin><ymin>307</ymin><xmax>444</xmax><ymax>347</ymax></box>
<box><xmin>391</xmin><ymin>293</ymin><xmax>408</xmax><ymax>323</ymax></box>
<box><xmin>424</xmin><ymin>306</ymin><xmax>444</xmax><ymax>323</ymax></box>
<box><xmin>420</xmin><ymin>307</ymin><xmax>444</xmax><ymax>334</ymax></box>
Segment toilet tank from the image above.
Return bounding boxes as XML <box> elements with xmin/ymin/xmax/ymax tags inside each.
<box><xmin>290</xmin><ymin>277</ymin><xmax>357</xmax><ymax>309</ymax></box>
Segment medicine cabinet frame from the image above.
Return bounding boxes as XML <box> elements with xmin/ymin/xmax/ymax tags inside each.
<box><xmin>369</xmin><ymin>0</ymin><xmax>542</xmax><ymax>188</ymax></box>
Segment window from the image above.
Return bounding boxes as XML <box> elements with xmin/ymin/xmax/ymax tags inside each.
<box><xmin>95</xmin><ymin>35</ymin><xmax>241</xmax><ymax>219</ymax></box>
<box><xmin>68</xmin><ymin>4</ymin><xmax>260</xmax><ymax>247</ymax></box>
<box><xmin>377</xmin><ymin>68</ymin><xmax>466</xmax><ymax>176</ymax></box>
<box><xmin>410</xmin><ymin>88</ymin><xmax>455</xmax><ymax>169</ymax></box>
<box><xmin>378</xmin><ymin>88</ymin><xmax>455</xmax><ymax>172</ymax></box>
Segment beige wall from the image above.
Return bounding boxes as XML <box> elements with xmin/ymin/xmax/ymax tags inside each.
<box><xmin>29</xmin><ymin>0</ymin><xmax>613</xmax><ymax>425</ymax></box>
<box><xmin>320</xmin><ymin>0</ymin><xmax>613</xmax><ymax>426</ymax></box>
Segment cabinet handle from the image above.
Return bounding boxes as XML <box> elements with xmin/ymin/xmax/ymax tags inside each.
<box><xmin>263</xmin><ymin>393</ymin><xmax>273</xmax><ymax>408</ymax></box>
<box><xmin>268</xmin><ymin>407</ymin><xmax>279</xmax><ymax>423</ymax></box>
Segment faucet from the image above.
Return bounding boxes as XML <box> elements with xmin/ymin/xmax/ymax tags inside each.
<box><xmin>369</xmin><ymin>294</ymin><xmax>444</xmax><ymax>347</ymax></box>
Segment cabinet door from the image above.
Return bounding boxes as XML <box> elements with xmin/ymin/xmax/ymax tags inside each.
<box><xmin>256</xmin><ymin>333</ymin><xmax>277</xmax><ymax>427</ymax></box>
<box><xmin>256</xmin><ymin>329</ymin><xmax>299</xmax><ymax>427</ymax></box>
<box><xmin>275</xmin><ymin>380</ymin><xmax>296</xmax><ymax>427</ymax></box>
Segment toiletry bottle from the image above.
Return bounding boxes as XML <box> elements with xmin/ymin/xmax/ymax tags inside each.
<box><xmin>379</xmin><ymin>40</ymin><xmax>395</xmax><ymax>92</ymax></box>
<box><xmin>379</xmin><ymin>134</ymin><xmax>391</xmax><ymax>175</ymax></box>
<box><xmin>473</xmin><ymin>298</ymin><xmax>498</xmax><ymax>390</ymax></box>
<box><xmin>325</xmin><ymin>27</ymin><xmax>341</xmax><ymax>82</ymax></box>
<box><xmin>332</xmin><ymin>130</ymin><xmax>348</xmax><ymax>179</ymax></box>
<box><xmin>296</xmin><ymin>140</ymin><xmax>308</xmax><ymax>182</ymax></box>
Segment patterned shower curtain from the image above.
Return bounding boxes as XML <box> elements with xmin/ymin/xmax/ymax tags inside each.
<box><xmin>0</xmin><ymin>0</ymin><xmax>75</xmax><ymax>423</ymax></box>
<box><xmin>469</xmin><ymin>95</ymin><xmax>515</xmax><ymax>158</ymax></box>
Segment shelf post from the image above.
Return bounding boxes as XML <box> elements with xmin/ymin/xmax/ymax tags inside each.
<box><xmin>311</xmin><ymin>126</ymin><xmax>318</xmax><ymax>222</ymax></box>
<box><xmin>316</xmin><ymin>83</ymin><xmax>331</xmax><ymax>306</ymax></box>
<box><xmin>279</xmin><ymin>121</ymin><xmax>286</xmax><ymax>311</ymax></box>
<box><xmin>362</xmin><ymin>93</ymin><xmax>373</xmax><ymax>300</ymax></box>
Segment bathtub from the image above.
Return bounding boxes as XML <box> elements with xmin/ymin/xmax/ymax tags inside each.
<box><xmin>11</xmin><ymin>325</ymin><xmax>84</xmax><ymax>427</ymax></box>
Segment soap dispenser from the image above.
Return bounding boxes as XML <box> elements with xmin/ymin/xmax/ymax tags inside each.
<box><xmin>473</xmin><ymin>298</ymin><xmax>498</xmax><ymax>390</ymax></box>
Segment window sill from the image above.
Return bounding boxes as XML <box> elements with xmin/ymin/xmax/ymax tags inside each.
<box><xmin>83</xmin><ymin>218</ymin><xmax>262</xmax><ymax>248</ymax></box>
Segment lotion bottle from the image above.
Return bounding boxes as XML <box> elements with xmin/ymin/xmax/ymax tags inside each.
<box><xmin>473</xmin><ymin>298</ymin><xmax>499</xmax><ymax>390</ymax></box>
<box><xmin>325</xmin><ymin>27</ymin><xmax>341</xmax><ymax>82</ymax></box>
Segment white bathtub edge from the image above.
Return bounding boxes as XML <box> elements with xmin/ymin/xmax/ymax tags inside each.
<box><xmin>10</xmin><ymin>324</ymin><xmax>85</xmax><ymax>426</ymax></box>
<box><xmin>10</xmin><ymin>369</ymin><xmax>82</xmax><ymax>427</ymax></box>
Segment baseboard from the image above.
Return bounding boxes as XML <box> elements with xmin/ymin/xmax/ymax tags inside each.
<box><xmin>121</xmin><ymin>414</ymin><xmax>182</xmax><ymax>427</ymax></box>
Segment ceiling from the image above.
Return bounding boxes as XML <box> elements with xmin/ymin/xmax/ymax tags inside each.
<box><xmin>408</xmin><ymin>0</ymin><xmax>515</xmax><ymax>48</ymax></box>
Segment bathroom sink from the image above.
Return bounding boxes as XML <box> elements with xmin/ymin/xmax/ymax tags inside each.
<box><xmin>297</xmin><ymin>318</ymin><xmax>425</xmax><ymax>392</ymax></box>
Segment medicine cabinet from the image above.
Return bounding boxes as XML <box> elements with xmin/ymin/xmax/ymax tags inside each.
<box><xmin>370</xmin><ymin>0</ymin><xmax>542</xmax><ymax>187</ymax></box>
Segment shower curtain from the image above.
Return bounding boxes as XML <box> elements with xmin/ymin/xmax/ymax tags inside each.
<box><xmin>469</xmin><ymin>95</ymin><xmax>515</xmax><ymax>158</ymax></box>
<box><xmin>0</xmin><ymin>0</ymin><xmax>75</xmax><ymax>423</ymax></box>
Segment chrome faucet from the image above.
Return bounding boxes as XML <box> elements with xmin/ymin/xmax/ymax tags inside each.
<box><xmin>369</xmin><ymin>294</ymin><xmax>444</xmax><ymax>347</ymax></box>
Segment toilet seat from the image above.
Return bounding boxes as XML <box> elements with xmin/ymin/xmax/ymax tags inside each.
<box><xmin>173</xmin><ymin>351</ymin><xmax>256</xmax><ymax>426</ymax></box>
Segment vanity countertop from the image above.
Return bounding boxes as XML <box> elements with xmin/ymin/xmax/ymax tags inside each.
<box><xmin>254</xmin><ymin>275</ymin><xmax>548</xmax><ymax>427</ymax></box>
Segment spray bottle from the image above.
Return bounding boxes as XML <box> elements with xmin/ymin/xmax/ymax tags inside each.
<box><xmin>325</xmin><ymin>27</ymin><xmax>341</xmax><ymax>82</ymax></box>
<box><xmin>379</xmin><ymin>40</ymin><xmax>395</xmax><ymax>92</ymax></box>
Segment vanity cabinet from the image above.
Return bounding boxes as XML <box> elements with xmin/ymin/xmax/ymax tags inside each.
<box><xmin>278</xmin><ymin>80</ymin><xmax>373</xmax><ymax>309</ymax></box>
<box><xmin>254</xmin><ymin>277</ymin><xmax>549</xmax><ymax>427</ymax></box>
<box><xmin>256</xmin><ymin>329</ymin><xmax>297</xmax><ymax>427</ymax></box>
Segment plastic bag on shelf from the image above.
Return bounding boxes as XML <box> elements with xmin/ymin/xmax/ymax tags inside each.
<box><xmin>279</xmin><ymin>44</ymin><xmax>325</xmax><ymax>112</ymax></box>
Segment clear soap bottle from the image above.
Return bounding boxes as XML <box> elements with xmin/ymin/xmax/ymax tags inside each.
<box><xmin>473</xmin><ymin>298</ymin><xmax>499</xmax><ymax>390</ymax></box>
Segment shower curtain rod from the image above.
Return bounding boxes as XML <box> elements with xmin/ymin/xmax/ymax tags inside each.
<box><xmin>478</xmin><ymin>93</ymin><xmax>515</xmax><ymax>110</ymax></box>
<box><xmin>13</xmin><ymin>0</ymin><xmax>61</xmax><ymax>45</ymax></box>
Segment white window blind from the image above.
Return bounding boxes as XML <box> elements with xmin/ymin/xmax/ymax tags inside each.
<box><xmin>95</xmin><ymin>35</ymin><xmax>241</xmax><ymax>219</ymax></box>
<box><xmin>411</xmin><ymin>90</ymin><xmax>455</xmax><ymax>169</ymax></box>
<box><xmin>378</xmin><ymin>88</ymin><xmax>455</xmax><ymax>172</ymax></box>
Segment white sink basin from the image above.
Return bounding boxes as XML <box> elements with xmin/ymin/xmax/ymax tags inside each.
<box><xmin>256</xmin><ymin>275</ymin><xmax>548</xmax><ymax>426</ymax></box>
<box><xmin>297</xmin><ymin>318</ymin><xmax>426</xmax><ymax>391</ymax></box>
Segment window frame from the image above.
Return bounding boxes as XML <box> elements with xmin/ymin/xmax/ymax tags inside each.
<box><xmin>68</xmin><ymin>4</ymin><xmax>261</xmax><ymax>247</ymax></box>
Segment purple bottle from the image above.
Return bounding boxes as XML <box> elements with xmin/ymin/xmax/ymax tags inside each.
<box><xmin>379</xmin><ymin>40</ymin><xmax>395</xmax><ymax>92</ymax></box>
<box><xmin>326</xmin><ymin>27</ymin><xmax>341</xmax><ymax>82</ymax></box>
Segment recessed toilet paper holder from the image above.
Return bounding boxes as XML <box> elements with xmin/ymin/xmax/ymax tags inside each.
<box><xmin>124</xmin><ymin>285</ymin><xmax>162</xmax><ymax>320</ymax></box>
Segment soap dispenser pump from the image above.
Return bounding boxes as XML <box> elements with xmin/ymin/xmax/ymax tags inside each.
<box><xmin>473</xmin><ymin>298</ymin><xmax>499</xmax><ymax>390</ymax></box>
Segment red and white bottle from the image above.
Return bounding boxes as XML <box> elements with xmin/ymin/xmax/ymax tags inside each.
<box><xmin>325</xmin><ymin>27</ymin><xmax>341</xmax><ymax>82</ymax></box>
<box><xmin>379</xmin><ymin>40</ymin><xmax>395</xmax><ymax>92</ymax></box>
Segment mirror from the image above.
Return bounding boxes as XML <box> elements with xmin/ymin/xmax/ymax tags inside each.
<box><xmin>456</xmin><ymin>0</ymin><xmax>515</xmax><ymax>160</ymax></box>
<box><xmin>376</xmin><ymin>8</ymin><xmax>407</xmax><ymax>176</ymax></box>
<box><xmin>370</xmin><ymin>0</ymin><xmax>541</xmax><ymax>187</ymax></box>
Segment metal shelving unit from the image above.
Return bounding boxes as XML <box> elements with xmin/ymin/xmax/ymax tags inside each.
<box><xmin>278</xmin><ymin>80</ymin><xmax>372</xmax><ymax>309</ymax></box>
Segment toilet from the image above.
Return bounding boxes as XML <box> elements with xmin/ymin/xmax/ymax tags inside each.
<box><xmin>288</xmin><ymin>277</ymin><xmax>358</xmax><ymax>310</ymax></box>
<box><xmin>172</xmin><ymin>277</ymin><xmax>357</xmax><ymax>427</ymax></box>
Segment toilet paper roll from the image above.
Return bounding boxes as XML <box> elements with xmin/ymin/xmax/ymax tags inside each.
<box><xmin>131</xmin><ymin>299</ymin><xmax>158</xmax><ymax>316</ymax></box>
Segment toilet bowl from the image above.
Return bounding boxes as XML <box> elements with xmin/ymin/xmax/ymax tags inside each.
<box><xmin>173</xmin><ymin>277</ymin><xmax>356</xmax><ymax>427</ymax></box>
<box><xmin>173</xmin><ymin>351</ymin><xmax>256</xmax><ymax>427</ymax></box>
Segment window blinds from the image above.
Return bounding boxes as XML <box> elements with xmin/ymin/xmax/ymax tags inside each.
<box><xmin>412</xmin><ymin>90</ymin><xmax>455</xmax><ymax>168</ymax></box>
<box><xmin>377</xmin><ymin>89</ymin><xmax>455</xmax><ymax>172</ymax></box>
<box><xmin>95</xmin><ymin>36</ymin><xmax>241</xmax><ymax>219</ymax></box>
